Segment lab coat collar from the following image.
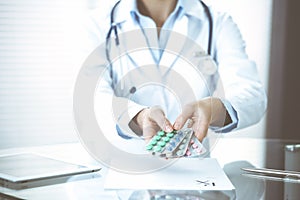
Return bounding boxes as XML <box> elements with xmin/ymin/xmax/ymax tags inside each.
<box><xmin>114</xmin><ymin>0</ymin><xmax>207</xmax><ymax>25</ymax></box>
<box><xmin>113</xmin><ymin>0</ymin><xmax>137</xmax><ymax>25</ymax></box>
<box><xmin>179</xmin><ymin>0</ymin><xmax>207</xmax><ymax>21</ymax></box>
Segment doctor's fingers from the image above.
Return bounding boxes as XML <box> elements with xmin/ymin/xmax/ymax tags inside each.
<box><xmin>147</xmin><ymin>106</ymin><xmax>173</xmax><ymax>133</ymax></box>
<box><xmin>192</xmin><ymin>118</ymin><xmax>209</xmax><ymax>142</ymax></box>
<box><xmin>142</xmin><ymin>120</ymin><xmax>160</xmax><ymax>142</ymax></box>
<box><xmin>173</xmin><ymin>104</ymin><xmax>195</xmax><ymax>130</ymax></box>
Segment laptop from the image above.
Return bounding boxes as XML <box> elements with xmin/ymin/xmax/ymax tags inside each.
<box><xmin>0</xmin><ymin>153</ymin><xmax>101</xmax><ymax>184</ymax></box>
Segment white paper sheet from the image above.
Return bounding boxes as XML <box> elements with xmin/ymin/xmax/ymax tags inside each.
<box><xmin>104</xmin><ymin>158</ymin><xmax>235</xmax><ymax>191</ymax></box>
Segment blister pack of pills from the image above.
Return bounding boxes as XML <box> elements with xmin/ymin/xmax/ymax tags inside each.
<box><xmin>146</xmin><ymin>128</ymin><xmax>207</xmax><ymax>158</ymax></box>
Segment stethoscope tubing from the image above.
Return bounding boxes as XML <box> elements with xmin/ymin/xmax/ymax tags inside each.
<box><xmin>105</xmin><ymin>0</ymin><xmax>213</xmax><ymax>83</ymax></box>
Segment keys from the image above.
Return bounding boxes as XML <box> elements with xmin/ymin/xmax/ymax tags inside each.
<box><xmin>146</xmin><ymin>128</ymin><xmax>206</xmax><ymax>158</ymax></box>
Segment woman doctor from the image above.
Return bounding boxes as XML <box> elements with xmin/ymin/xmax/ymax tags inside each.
<box><xmin>86</xmin><ymin>0</ymin><xmax>267</xmax><ymax>142</ymax></box>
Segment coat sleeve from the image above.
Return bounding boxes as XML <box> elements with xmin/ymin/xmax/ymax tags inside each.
<box><xmin>213</xmin><ymin>13</ymin><xmax>267</xmax><ymax>130</ymax></box>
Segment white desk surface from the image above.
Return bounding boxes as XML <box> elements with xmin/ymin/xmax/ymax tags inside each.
<box><xmin>0</xmin><ymin>138</ymin><xmax>271</xmax><ymax>200</ymax></box>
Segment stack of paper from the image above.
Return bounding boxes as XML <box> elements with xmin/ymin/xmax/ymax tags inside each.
<box><xmin>104</xmin><ymin>158</ymin><xmax>234</xmax><ymax>191</ymax></box>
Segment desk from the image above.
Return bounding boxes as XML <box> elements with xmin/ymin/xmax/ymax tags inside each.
<box><xmin>0</xmin><ymin>138</ymin><xmax>299</xmax><ymax>200</ymax></box>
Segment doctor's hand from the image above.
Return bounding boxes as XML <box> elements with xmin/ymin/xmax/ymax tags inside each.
<box><xmin>129</xmin><ymin>106</ymin><xmax>173</xmax><ymax>142</ymax></box>
<box><xmin>173</xmin><ymin>97</ymin><xmax>232</xmax><ymax>142</ymax></box>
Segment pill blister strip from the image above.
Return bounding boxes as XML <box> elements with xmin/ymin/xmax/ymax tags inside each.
<box><xmin>185</xmin><ymin>135</ymin><xmax>207</xmax><ymax>157</ymax></box>
<box><xmin>146</xmin><ymin>128</ymin><xmax>207</xmax><ymax>158</ymax></box>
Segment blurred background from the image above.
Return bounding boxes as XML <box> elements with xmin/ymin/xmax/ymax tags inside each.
<box><xmin>0</xmin><ymin>0</ymin><xmax>299</xmax><ymax>149</ymax></box>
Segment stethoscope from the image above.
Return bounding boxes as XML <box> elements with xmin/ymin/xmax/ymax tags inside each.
<box><xmin>105</xmin><ymin>0</ymin><xmax>213</xmax><ymax>88</ymax></box>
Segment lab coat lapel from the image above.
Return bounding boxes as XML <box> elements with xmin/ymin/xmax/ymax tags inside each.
<box><xmin>111</xmin><ymin>21</ymin><xmax>160</xmax><ymax>97</ymax></box>
<box><xmin>119</xmin><ymin>21</ymin><xmax>157</xmax><ymax>68</ymax></box>
<box><xmin>159</xmin><ymin>17</ymin><xmax>189</xmax><ymax>68</ymax></box>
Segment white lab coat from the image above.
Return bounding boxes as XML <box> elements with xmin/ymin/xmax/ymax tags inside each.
<box><xmin>80</xmin><ymin>0</ymin><xmax>267</xmax><ymax>139</ymax></box>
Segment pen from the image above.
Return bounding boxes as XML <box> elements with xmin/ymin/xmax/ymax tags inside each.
<box><xmin>241</xmin><ymin>167</ymin><xmax>300</xmax><ymax>179</ymax></box>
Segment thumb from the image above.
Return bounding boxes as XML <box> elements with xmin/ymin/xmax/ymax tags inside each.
<box><xmin>148</xmin><ymin>106</ymin><xmax>173</xmax><ymax>132</ymax></box>
<box><xmin>173</xmin><ymin>105</ymin><xmax>194</xmax><ymax>130</ymax></box>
